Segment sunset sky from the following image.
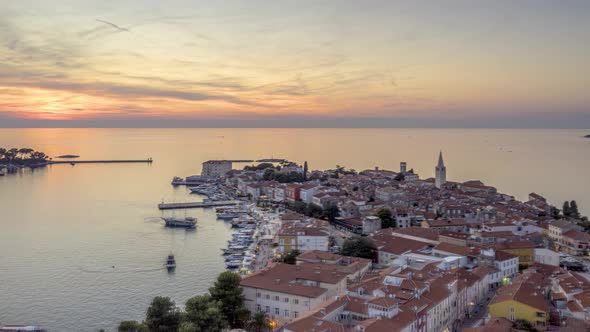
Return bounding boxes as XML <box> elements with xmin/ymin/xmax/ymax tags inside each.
<box><xmin>1</xmin><ymin>0</ymin><xmax>589</xmax><ymax>127</ymax></box>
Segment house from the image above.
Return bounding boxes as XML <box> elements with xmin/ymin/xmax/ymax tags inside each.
<box><xmin>240</xmin><ymin>257</ymin><xmax>370</xmax><ymax>324</ymax></box>
<box><xmin>362</xmin><ymin>216</ymin><xmax>381</xmax><ymax>235</ymax></box>
<box><xmin>534</xmin><ymin>248</ymin><xmax>560</xmax><ymax>266</ymax></box>
<box><xmin>285</xmin><ymin>184</ymin><xmax>303</xmax><ymax>202</ymax></box>
<box><xmin>547</xmin><ymin>220</ymin><xmax>581</xmax><ymax>251</ymax></box>
<box><xmin>422</xmin><ymin>218</ymin><xmax>469</xmax><ymax>233</ymax></box>
<box><xmin>561</xmin><ymin>229</ymin><xmax>590</xmax><ymax>256</ymax></box>
<box><xmin>439</xmin><ymin>231</ymin><xmax>469</xmax><ymax>247</ymax></box>
<box><xmin>299</xmin><ymin>183</ymin><xmax>320</xmax><ymax>204</ymax></box>
<box><xmin>495</xmin><ymin>240</ymin><xmax>535</xmax><ymax>267</ymax></box>
<box><xmin>479</xmin><ymin>249</ymin><xmax>519</xmax><ymax>288</ymax></box>
<box><xmin>489</xmin><ymin>272</ymin><xmax>550</xmax><ymax>330</ymax></box>
<box><xmin>369</xmin><ymin>229</ymin><xmax>433</xmax><ymax>265</ymax></box>
<box><xmin>277</xmin><ymin>219</ymin><xmax>331</xmax><ymax>254</ymax></box>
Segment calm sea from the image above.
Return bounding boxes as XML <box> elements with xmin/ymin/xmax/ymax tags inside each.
<box><xmin>0</xmin><ymin>128</ymin><xmax>589</xmax><ymax>331</ymax></box>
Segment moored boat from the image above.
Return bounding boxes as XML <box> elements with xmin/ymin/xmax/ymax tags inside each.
<box><xmin>162</xmin><ymin>217</ymin><xmax>197</xmax><ymax>228</ymax></box>
<box><xmin>165</xmin><ymin>254</ymin><xmax>176</xmax><ymax>271</ymax></box>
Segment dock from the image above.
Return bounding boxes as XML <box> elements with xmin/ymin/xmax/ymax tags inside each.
<box><xmin>158</xmin><ymin>200</ymin><xmax>240</xmax><ymax>210</ymax></box>
<box><xmin>49</xmin><ymin>159</ymin><xmax>153</xmax><ymax>164</ymax></box>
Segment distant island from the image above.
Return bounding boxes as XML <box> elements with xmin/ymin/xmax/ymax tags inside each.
<box><xmin>55</xmin><ymin>155</ymin><xmax>80</xmax><ymax>159</ymax></box>
<box><xmin>584</xmin><ymin>134</ymin><xmax>590</xmax><ymax>138</ymax></box>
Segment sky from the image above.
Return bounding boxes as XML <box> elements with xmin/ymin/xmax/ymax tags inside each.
<box><xmin>0</xmin><ymin>0</ymin><xmax>589</xmax><ymax>128</ymax></box>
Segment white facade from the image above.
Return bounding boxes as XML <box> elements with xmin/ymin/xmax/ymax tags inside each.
<box><xmin>297</xmin><ymin>234</ymin><xmax>330</xmax><ymax>252</ymax></box>
<box><xmin>362</xmin><ymin>216</ymin><xmax>382</xmax><ymax>235</ymax></box>
<box><xmin>426</xmin><ymin>280</ymin><xmax>457</xmax><ymax>332</ymax></box>
<box><xmin>300</xmin><ymin>186</ymin><xmax>319</xmax><ymax>204</ymax></box>
<box><xmin>242</xmin><ymin>287</ymin><xmax>328</xmax><ymax>324</ymax></box>
<box><xmin>534</xmin><ymin>248</ymin><xmax>560</xmax><ymax>266</ymax></box>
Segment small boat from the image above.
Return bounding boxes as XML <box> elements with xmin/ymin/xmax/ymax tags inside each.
<box><xmin>165</xmin><ymin>254</ymin><xmax>176</xmax><ymax>271</ymax></box>
<box><xmin>162</xmin><ymin>217</ymin><xmax>197</xmax><ymax>228</ymax></box>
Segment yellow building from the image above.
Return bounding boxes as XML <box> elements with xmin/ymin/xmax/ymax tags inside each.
<box><xmin>496</xmin><ymin>240</ymin><xmax>535</xmax><ymax>267</ymax></box>
<box><xmin>278</xmin><ymin>234</ymin><xmax>297</xmax><ymax>253</ymax></box>
<box><xmin>489</xmin><ymin>273</ymin><xmax>550</xmax><ymax>330</ymax></box>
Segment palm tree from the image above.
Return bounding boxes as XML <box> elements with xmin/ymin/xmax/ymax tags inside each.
<box><xmin>245</xmin><ymin>312</ymin><xmax>273</xmax><ymax>332</ymax></box>
<box><xmin>6</xmin><ymin>148</ymin><xmax>18</xmax><ymax>162</ymax></box>
<box><xmin>18</xmin><ymin>148</ymin><xmax>34</xmax><ymax>160</ymax></box>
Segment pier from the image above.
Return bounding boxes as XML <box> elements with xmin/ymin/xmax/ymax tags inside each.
<box><xmin>49</xmin><ymin>159</ymin><xmax>153</xmax><ymax>164</ymax></box>
<box><xmin>158</xmin><ymin>200</ymin><xmax>240</xmax><ymax>210</ymax></box>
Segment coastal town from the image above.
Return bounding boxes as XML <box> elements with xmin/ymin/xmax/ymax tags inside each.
<box><xmin>171</xmin><ymin>153</ymin><xmax>590</xmax><ymax>332</ymax></box>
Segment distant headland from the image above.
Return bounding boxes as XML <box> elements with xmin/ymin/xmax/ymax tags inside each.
<box><xmin>584</xmin><ymin>134</ymin><xmax>590</xmax><ymax>138</ymax></box>
<box><xmin>55</xmin><ymin>155</ymin><xmax>80</xmax><ymax>159</ymax></box>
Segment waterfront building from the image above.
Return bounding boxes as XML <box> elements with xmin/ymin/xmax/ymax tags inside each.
<box><xmin>201</xmin><ymin>160</ymin><xmax>232</xmax><ymax>177</ymax></box>
<box><xmin>240</xmin><ymin>256</ymin><xmax>370</xmax><ymax>324</ymax></box>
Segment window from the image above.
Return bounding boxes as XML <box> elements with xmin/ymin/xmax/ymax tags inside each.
<box><xmin>294</xmin><ymin>311</ymin><xmax>299</xmax><ymax>318</ymax></box>
<box><xmin>274</xmin><ymin>295</ymin><xmax>280</xmax><ymax>301</ymax></box>
<box><xmin>265</xmin><ymin>294</ymin><xmax>270</xmax><ymax>300</ymax></box>
<box><xmin>256</xmin><ymin>292</ymin><xmax>261</xmax><ymax>298</ymax></box>
<box><xmin>284</xmin><ymin>297</ymin><xmax>289</xmax><ymax>303</ymax></box>
<box><xmin>284</xmin><ymin>309</ymin><xmax>289</xmax><ymax>317</ymax></box>
<box><xmin>293</xmin><ymin>299</ymin><xmax>299</xmax><ymax>304</ymax></box>
<box><xmin>265</xmin><ymin>306</ymin><xmax>270</xmax><ymax>313</ymax></box>
<box><xmin>275</xmin><ymin>308</ymin><xmax>280</xmax><ymax>315</ymax></box>
<box><xmin>279</xmin><ymin>239</ymin><xmax>284</xmax><ymax>244</ymax></box>
<box><xmin>256</xmin><ymin>304</ymin><xmax>261</xmax><ymax>312</ymax></box>
<box><xmin>536</xmin><ymin>312</ymin><xmax>545</xmax><ymax>318</ymax></box>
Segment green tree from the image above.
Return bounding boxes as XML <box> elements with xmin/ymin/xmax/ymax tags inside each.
<box><xmin>324</xmin><ymin>203</ymin><xmax>340</xmax><ymax>222</ymax></box>
<box><xmin>281</xmin><ymin>250</ymin><xmax>300</xmax><ymax>265</ymax></box>
<box><xmin>550</xmin><ymin>206</ymin><xmax>561</xmax><ymax>219</ymax></box>
<box><xmin>287</xmin><ymin>201</ymin><xmax>307</xmax><ymax>214</ymax></box>
<box><xmin>563</xmin><ymin>201</ymin><xmax>571</xmax><ymax>217</ymax></box>
<box><xmin>118</xmin><ymin>321</ymin><xmax>148</xmax><ymax>332</ymax></box>
<box><xmin>304</xmin><ymin>203</ymin><xmax>323</xmax><ymax>218</ymax></box>
<box><xmin>262</xmin><ymin>168</ymin><xmax>275</xmax><ymax>180</ymax></box>
<box><xmin>184</xmin><ymin>295</ymin><xmax>228</xmax><ymax>332</ymax></box>
<box><xmin>145</xmin><ymin>296</ymin><xmax>180</xmax><ymax>332</ymax></box>
<box><xmin>570</xmin><ymin>200</ymin><xmax>580</xmax><ymax>219</ymax></box>
<box><xmin>303</xmin><ymin>161</ymin><xmax>308</xmax><ymax>181</ymax></box>
<box><xmin>341</xmin><ymin>237</ymin><xmax>375</xmax><ymax>259</ymax></box>
<box><xmin>245</xmin><ymin>312</ymin><xmax>273</xmax><ymax>332</ymax></box>
<box><xmin>209</xmin><ymin>271</ymin><xmax>248</xmax><ymax>328</ymax></box>
<box><xmin>178</xmin><ymin>322</ymin><xmax>197</xmax><ymax>332</ymax></box>
<box><xmin>377</xmin><ymin>208</ymin><xmax>396</xmax><ymax>228</ymax></box>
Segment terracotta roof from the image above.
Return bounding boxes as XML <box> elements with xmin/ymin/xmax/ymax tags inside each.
<box><xmin>283</xmin><ymin>315</ymin><xmax>349</xmax><ymax>332</ymax></box>
<box><xmin>490</xmin><ymin>273</ymin><xmax>550</xmax><ymax>312</ymax></box>
<box><xmin>391</xmin><ymin>227</ymin><xmax>440</xmax><ymax>241</ymax></box>
<box><xmin>462</xmin><ymin>317</ymin><xmax>514</xmax><ymax>332</ymax></box>
<box><xmin>563</xmin><ymin>229</ymin><xmax>590</xmax><ymax>242</ymax></box>
<box><xmin>434</xmin><ymin>242</ymin><xmax>475</xmax><ymax>256</ymax></box>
